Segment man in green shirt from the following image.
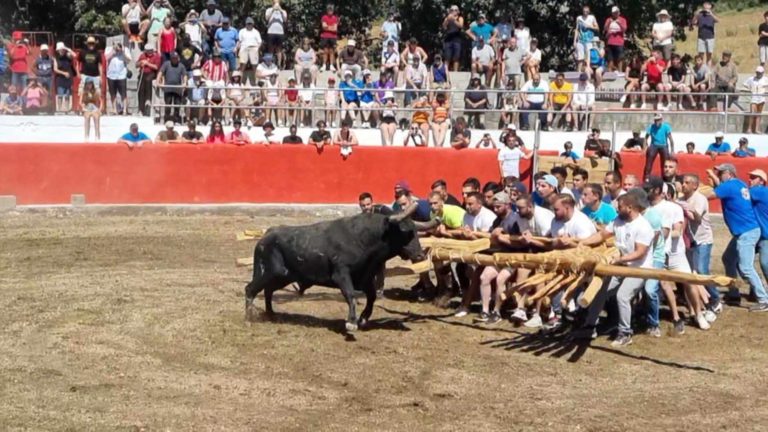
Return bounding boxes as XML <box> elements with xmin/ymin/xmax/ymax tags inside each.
<box><xmin>429</xmin><ymin>191</ymin><xmax>466</xmax><ymax>230</ymax></box>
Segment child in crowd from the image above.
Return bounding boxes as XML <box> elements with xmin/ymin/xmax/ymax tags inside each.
<box><xmin>324</xmin><ymin>76</ymin><xmax>339</xmax><ymax>127</ymax></box>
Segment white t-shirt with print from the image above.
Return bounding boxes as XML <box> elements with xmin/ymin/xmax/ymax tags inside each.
<box><xmin>498</xmin><ymin>146</ymin><xmax>524</xmax><ymax>178</ymax></box>
<box><xmin>606</xmin><ymin>215</ymin><xmax>655</xmax><ymax>268</ymax></box>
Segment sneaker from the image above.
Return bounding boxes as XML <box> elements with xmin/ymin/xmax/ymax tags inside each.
<box><xmin>611</xmin><ymin>334</ymin><xmax>633</xmax><ymax>347</ymax></box>
<box><xmin>696</xmin><ymin>313</ymin><xmax>711</xmax><ymax>330</ymax></box>
<box><xmin>570</xmin><ymin>326</ymin><xmax>597</xmax><ymax>340</ymax></box>
<box><xmin>543</xmin><ymin>315</ymin><xmax>561</xmax><ymax>331</ymax></box>
<box><xmin>749</xmin><ymin>303</ymin><xmax>768</xmax><ymax>312</ymax></box>
<box><xmin>453</xmin><ymin>307</ymin><xmax>469</xmax><ymax>318</ymax></box>
<box><xmin>674</xmin><ymin>318</ymin><xmax>686</xmax><ymax>335</ymax></box>
<box><xmin>639</xmin><ymin>103</ymin><xmax>647</xmax><ymax>110</ymax></box>
<box><xmin>486</xmin><ymin>311</ymin><xmax>502</xmax><ymax>325</ymax></box>
<box><xmin>619</xmin><ymin>94</ymin><xmax>627</xmax><ymax>104</ymax></box>
<box><xmin>474</xmin><ymin>311</ymin><xmax>490</xmax><ymax>323</ymax></box>
<box><xmin>711</xmin><ymin>300</ymin><xmax>723</xmax><ymax>314</ymax></box>
<box><xmin>647</xmin><ymin>326</ymin><xmax>661</xmax><ymax>338</ymax></box>
<box><xmin>523</xmin><ymin>314</ymin><xmax>543</xmax><ymax>328</ymax></box>
<box><xmin>703</xmin><ymin>310</ymin><xmax>717</xmax><ymax>323</ymax></box>
<box><xmin>362</xmin><ymin>121</ymin><xmax>370</xmax><ymax>129</ymax></box>
<box><xmin>331</xmin><ymin>121</ymin><xmax>337</xmax><ymax>128</ymax></box>
<box><xmin>510</xmin><ymin>308</ymin><xmax>527</xmax><ymax>322</ymax></box>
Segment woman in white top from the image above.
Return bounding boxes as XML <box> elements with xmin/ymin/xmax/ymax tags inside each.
<box><xmin>652</xmin><ymin>9</ymin><xmax>675</xmax><ymax>61</ymax></box>
<box><xmin>297</xmin><ymin>71</ymin><xmax>316</xmax><ymax>127</ymax></box>
<box><xmin>182</xmin><ymin>10</ymin><xmax>206</xmax><ymax>49</ymax></box>
<box><xmin>263</xmin><ymin>74</ymin><xmax>283</xmax><ymax>126</ymax></box>
<box><xmin>227</xmin><ymin>71</ymin><xmax>246</xmax><ymax>123</ymax></box>
<box><xmin>379</xmin><ymin>92</ymin><xmax>398</xmax><ymax>146</ymax></box>
<box><xmin>294</xmin><ymin>37</ymin><xmax>318</xmax><ymax>84</ymax></box>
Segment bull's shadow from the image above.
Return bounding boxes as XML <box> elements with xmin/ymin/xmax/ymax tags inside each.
<box><xmin>253</xmin><ymin>309</ymin><xmax>412</xmax><ymax>337</ymax></box>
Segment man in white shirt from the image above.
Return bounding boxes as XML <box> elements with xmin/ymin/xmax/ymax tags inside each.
<box><xmin>574</xmin><ymin>6</ymin><xmax>599</xmax><ymax>64</ymax></box>
<box><xmin>265</xmin><ymin>0</ymin><xmax>288</xmax><ymax>67</ymax></box>
<box><xmin>461</xmin><ymin>192</ymin><xmax>497</xmax><ymax>234</ymax></box>
<box><xmin>572</xmin><ymin>72</ymin><xmax>596</xmax><ymax>130</ymax></box>
<box><xmin>652</xmin><ymin>9</ymin><xmax>675</xmax><ymax>60</ymax></box>
<box><xmin>237</xmin><ymin>17</ymin><xmax>262</xmax><ymax>73</ymax></box>
<box><xmin>471</xmin><ymin>37</ymin><xmax>496</xmax><ymax>87</ymax></box>
<box><xmin>497</xmin><ymin>137</ymin><xmax>531</xmax><ymax>179</ymax></box>
<box><xmin>575</xmin><ymin>193</ymin><xmax>655</xmax><ymax>346</ymax></box>
<box><xmin>518</xmin><ymin>73</ymin><xmax>548</xmax><ymax>130</ymax></box>
<box><xmin>572</xmin><ymin>168</ymin><xmax>589</xmax><ymax>209</ymax></box>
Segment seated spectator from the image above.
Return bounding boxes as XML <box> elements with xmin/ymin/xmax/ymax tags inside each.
<box><xmin>284</xmin><ymin>77</ymin><xmax>301</xmax><ymax>127</ymax></box>
<box><xmin>214</xmin><ymin>17</ymin><xmax>238</xmax><ymax>72</ymax></box>
<box><xmin>580</xmin><ymin>183</ymin><xmax>618</xmax><ymax>226</ymax></box>
<box><xmin>464</xmin><ymin>77</ymin><xmax>488</xmax><ymax>129</ymax></box>
<box><xmin>339</xmin><ymin>70</ymin><xmax>361</xmax><ymax>126</ymax></box>
<box><xmin>705</xmin><ymin>131</ymin><xmax>731</xmax><ymax>158</ymax></box>
<box><xmin>498</xmin><ymin>80</ymin><xmax>519</xmax><ymax>128</ymax></box>
<box><xmin>400</xmin><ymin>37</ymin><xmax>428</xmax><ymax>68</ymax></box>
<box><xmin>403</xmin><ymin>122</ymin><xmax>427</xmax><ymax>147</ymax></box>
<box><xmin>547</xmin><ymin>72</ymin><xmax>573</xmax><ymax>131</ymax></box>
<box><xmin>410</xmin><ymin>95</ymin><xmax>431</xmax><ymax>144</ymax></box>
<box><xmin>450</xmin><ymin>116</ymin><xmax>471</xmax><ymax>149</ymax></box>
<box><xmin>294</xmin><ymin>37</ymin><xmax>318</xmax><ymax>84</ymax></box>
<box><xmin>404</xmin><ymin>55</ymin><xmax>429</xmax><ymax>107</ymax></box>
<box><xmin>708</xmin><ymin>50</ymin><xmax>738</xmax><ymax>111</ymax></box>
<box><xmin>324</xmin><ymin>76</ymin><xmax>339</xmax><ymax>127</ymax></box>
<box><xmin>255</xmin><ymin>53</ymin><xmax>278</xmax><ymax>82</ymax></box>
<box><xmin>519</xmin><ymin>73</ymin><xmax>548</xmax><ymax>131</ymax></box>
<box><xmin>0</xmin><ymin>85</ymin><xmax>23</xmax><ymax>115</ymax></box>
<box><xmin>474</xmin><ymin>132</ymin><xmax>497</xmax><ymax>149</ymax></box>
<box><xmin>206</xmin><ymin>79</ymin><xmax>226</xmax><ymax>124</ymax></box>
<box><xmin>182</xmin><ymin>120</ymin><xmax>205</xmax><ymax>143</ymax></box>
<box><xmin>249</xmin><ymin>85</ymin><xmax>267</xmax><ymax>127</ymax></box>
<box><xmin>187</xmin><ymin>70</ymin><xmax>209</xmax><ymax>125</ymax></box>
<box><xmin>743</xmin><ymin>65</ymin><xmax>768</xmax><ymax>134</ymax></box>
<box><xmin>524</xmin><ymin>38</ymin><xmax>542</xmax><ymax>78</ymax></box>
<box><xmin>201</xmin><ymin>50</ymin><xmax>229</xmax><ymax>83</ymax></box>
<box><xmin>560</xmin><ymin>141</ymin><xmax>580</xmax><ymax>162</ymax></box>
<box><xmin>122</xmin><ymin>0</ymin><xmax>148</xmax><ymax>45</ymax></box>
<box><xmin>640</xmin><ymin>50</ymin><xmax>667</xmax><ymax>110</ymax></box>
<box><xmin>431</xmin><ymin>92</ymin><xmax>451</xmax><ymax>147</ymax></box>
<box><xmin>691</xmin><ymin>53</ymin><xmax>710</xmax><ymax>109</ymax></box>
<box><xmin>430</xmin><ymin>54</ymin><xmax>451</xmax><ymax>89</ymax></box>
<box><xmin>118</xmin><ymin>123</ymin><xmax>152</xmax><ymax>148</ymax></box>
<box><xmin>227</xmin><ymin>119</ymin><xmax>251</xmax><ymax>145</ymax></box>
<box><xmin>471</xmin><ymin>37</ymin><xmax>495</xmax><ymax>87</ymax></box>
<box><xmin>666</xmin><ymin>54</ymin><xmax>694</xmax><ymax>110</ymax></box>
<box><xmin>282</xmin><ymin>124</ymin><xmax>303</xmax><ymax>144</ymax></box>
<box><xmin>380</xmin><ymin>40</ymin><xmax>400</xmax><ymax>78</ymax></box>
<box><xmin>586</xmin><ymin>37</ymin><xmax>606</xmax><ymax>89</ymax></box>
<box><xmin>337</xmin><ymin>39</ymin><xmax>367</xmax><ymax>80</ymax></box>
<box><xmin>227</xmin><ymin>71</ymin><xmax>247</xmax><ymax>123</ymax></box>
<box><xmin>685</xmin><ymin>141</ymin><xmax>697</xmax><ymax>154</ymax></box>
<box><xmin>572</xmin><ymin>72</ymin><xmax>595</xmax><ymax>130</ymax></box>
<box><xmin>309</xmin><ymin>120</ymin><xmax>332</xmax><ymax>149</ymax></box>
<box><xmin>260</xmin><ymin>121</ymin><xmax>280</xmax><ymax>145</ymax></box>
<box><xmin>156</xmin><ymin>121</ymin><xmax>181</xmax><ymax>143</ymax></box>
<box><xmin>500</xmin><ymin>36</ymin><xmax>527</xmax><ymax>91</ymax></box>
<box><xmin>333</xmin><ymin>120</ymin><xmax>359</xmax><ymax>159</ymax></box>
<box><xmin>21</xmin><ymin>78</ymin><xmax>48</xmax><ymax>114</ymax></box>
<box><xmin>732</xmin><ymin>137</ymin><xmax>756</xmax><ymax>158</ymax></box>
<box><xmin>621</xmin><ymin>55</ymin><xmax>643</xmax><ymax>107</ymax></box>
<box><xmin>297</xmin><ymin>71</ymin><xmax>316</xmax><ymax>127</ymax></box>
<box><xmin>206</xmin><ymin>120</ymin><xmax>227</xmax><ymax>143</ymax></box>
<box><xmin>237</xmin><ymin>17</ymin><xmax>262</xmax><ymax>74</ymax></box>
<box><xmin>585</xmin><ymin>128</ymin><xmax>623</xmax><ymax>169</ymax></box>
<box><xmin>379</xmin><ymin>92</ymin><xmax>398</xmax><ymax>146</ymax></box>
<box><xmin>359</xmin><ymin>71</ymin><xmax>377</xmax><ymax>128</ymax></box>
<box><xmin>622</xmin><ymin>129</ymin><xmax>645</xmax><ymax>152</ymax></box>
<box><xmin>177</xmin><ymin>36</ymin><xmax>202</xmax><ymax>79</ymax></box>
<box><xmin>263</xmin><ymin>73</ymin><xmax>283</xmax><ymax>126</ymax></box>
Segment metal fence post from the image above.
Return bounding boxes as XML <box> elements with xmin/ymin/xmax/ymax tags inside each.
<box><xmin>723</xmin><ymin>94</ymin><xmax>729</xmax><ymax>133</ymax></box>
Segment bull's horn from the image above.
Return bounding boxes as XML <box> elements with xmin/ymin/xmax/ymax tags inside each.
<box><xmin>388</xmin><ymin>202</ymin><xmax>418</xmax><ymax>222</ymax></box>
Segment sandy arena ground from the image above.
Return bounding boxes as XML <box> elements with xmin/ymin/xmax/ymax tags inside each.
<box><xmin>2</xmin><ymin>209</ymin><xmax>768</xmax><ymax>431</ymax></box>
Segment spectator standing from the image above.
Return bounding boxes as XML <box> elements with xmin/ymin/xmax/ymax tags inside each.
<box><xmin>400</xmin><ymin>38</ymin><xmax>429</xmax><ymax>68</ymax></box>
<box><xmin>265</xmin><ymin>0</ymin><xmax>288</xmax><ymax>68</ymax></box>
<box><xmin>518</xmin><ymin>73</ymin><xmax>548</xmax><ymax>131</ymax></box>
<box><xmin>146</xmin><ymin>0</ymin><xmax>174</xmax><ymax>47</ymax></box>
<box><xmin>733</xmin><ymin>137</ymin><xmax>756</xmax><ymax>158</ymax></box>
<box><xmin>709</xmin><ymin>50</ymin><xmax>738</xmax><ymax>111</ymax></box>
<box><xmin>78</xmin><ymin>36</ymin><xmax>103</xmax><ymax>92</ymax></box>
<box><xmin>34</xmin><ymin>44</ymin><xmax>54</xmax><ymax>96</ymax></box>
<box><xmin>743</xmin><ymin>66</ymin><xmax>768</xmax><ymax>134</ymax></box>
<box><xmin>157</xmin><ymin>18</ymin><xmax>177</xmax><ymax>61</ymax></box>
<box><xmin>122</xmin><ymin>0</ymin><xmax>147</xmax><ymax>46</ymax></box>
<box><xmin>703</xmin><ymin>164</ymin><xmax>768</xmax><ymax>310</ymax></box>
<box><xmin>471</xmin><ymin>38</ymin><xmax>495</xmax><ymax>87</ymax></box>
<box><xmin>80</xmin><ymin>80</ymin><xmax>103</xmax><ymax>141</ymax></box>
<box><xmin>105</xmin><ymin>42</ymin><xmax>132</xmax><ymax>115</ymax></box>
<box><xmin>514</xmin><ymin>18</ymin><xmax>531</xmax><ymax>54</ymax></box>
<box><xmin>294</xmin><ymin>38</ymin><xmax>318</xmax><ymax>84</ymax></box>
<box><xmin>442</xmin><ymin>5</ymin><xmax>465</xmax><ymax>72</ymax></box>
<box><xmin>177</xmin><ymin>36</ymin><xmax>202</xmax><ymax>77</ymax></box>
<box><xmin>200</xmin><ymin>0</ymin><xmax>224</xmax><ymax>55</ymax></box>
<box><xmin>574</xmin><ymin>6</ymin><xmax>599</xmax><ymax>68</ymax></box>
<box><xmin>760</xmin><ymin>11</ymin><xmax>768</xmax><ymax>66</ymax></box>
<box><xmin>690</xmin><ymin>2</ymin><xmax>718</xmax><ymax>66</ymax></box>
<box><xmin>237</xmin><ymin>17</ymin><xmax>262</xmax><ymax>74</ymax></box>
<box><xmin>158</xmin><ymin>52</ymin><xmax>187</xmax><ymax>124</ymax></box>
<box><xmin>320</xmin><ymin>4</ymin><xmax>339</xmax><ymax>72</ymax></box>
<box><xmin>215</xmin><ymin>18</ymin><xmax>239</xmax><ymax>72</ymax></box>
<box><xmin>337</xmin><ymin>40</ymin><xmax>367</xmax><ymax>80</ymax></box>
<box><xmin>118</xmin><ymin>123</ymin><xmax>153</xmax><ymax>148</ymax></box>
<box><xmin>652</xmin><ymin>9</ymin><xmax>674</xmax><ymax>61</ymax></box>
<box><xmin>548</xmin><ymin>72</ymin><xmax>573</xmax><ymax>131</ymax></box>
<box><xmin>603</xmin><ymin>6</ymin><xmax>627</xmax><ymax>73</ymax></box>
<box><xmin>500</xmin><ymin>36</ymin><xmax>527</xmax><ymax>91</ymax></box>
<box><xmin>381</xmin><ymin>12</ymin><xmax>401</xmax><ymax>53</ymax></box>
<box><xmin>572</xmin><ymin>72</ymin><xmax>595</xmax><ymax>130</ymax></box>
<box><xmin>136</xmin><ymin>44</ymin><xmax>162</xmax><ymax>116</ymax></box>
<box><xmin>497</xmin><ymin>135</ymin><xmax>531</xmax><ymax>180</ymax></box>
<box><xmin>467</xmin><ymin>12</ymin><xmax>497</xmax><ymax>48</ymax></box>
<box><xmin>9</xmin><ymin>33</ymin><xmax>31</xmax><ymax>89</ymax></box>
<box><xmin>53</xmin><ymin>42</ymin><xmax>77</xmax><ymax>113</ymax></box>
<box><xmin>182</xmin><ymin>10</ymin><xmax>206</xmax><ymax>50</ymax></box>
<box><xmin>643</xmin><ymin>113</ymin><xmax>674</xmax><ymax>181</ymax></box>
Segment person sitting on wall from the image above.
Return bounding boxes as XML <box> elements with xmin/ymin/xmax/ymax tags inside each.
<box><xmin>118</xmin><ymin>123</ymin><xmax>153</xmax><ymax>149</ymax></box>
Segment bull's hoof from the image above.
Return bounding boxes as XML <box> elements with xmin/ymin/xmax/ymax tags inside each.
<box><xmin>345</xmin><ymin>321</ymin><xmax>358</xmax><ymax>332</ymax></box>
<box><xmin>245</xmin><ymin>306</ymin><xmax>257</xmax><ymax>323</ymax></box>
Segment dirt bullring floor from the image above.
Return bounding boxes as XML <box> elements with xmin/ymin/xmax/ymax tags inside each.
<box><xmin>2</xmin><ymin>209</ymin><xmax>768</xmax><ymax>431</ymax></box>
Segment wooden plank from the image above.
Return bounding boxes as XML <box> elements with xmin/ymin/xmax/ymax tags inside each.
<box><xmin>419</xmin><ymin>237</ymin><xmax>491</xmax><ymax>253</ymax></box>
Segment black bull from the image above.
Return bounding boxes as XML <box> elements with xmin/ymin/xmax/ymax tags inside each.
<box><xmin>244</xmin><ymin>212</ymin><xmax>425</xmax><ymax>331</ymax></box>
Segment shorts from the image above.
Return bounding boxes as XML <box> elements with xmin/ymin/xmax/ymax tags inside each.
<box><xmin>239</xmin><ymin>46</ymin><xmax>260</xmax><ymax>66</ymax></box>
<box><xmin>320</xmin><ymin>37</ymin><xmax>337</xmax><ymax>50</ymax></box>
<box><xmin>759</xmin><ymin>45</ymin><xmax>768</xmax><ymax>65</ymax></box>
<box><xmin>443</xmin><ymin>40</ymin><xmax>462</xmax><ymax>62</ymax></box>
<box><xmin>644</xmin><ymin>81</ymin><xmax>662</xmax><ymax>91</ymax></box>
<box><xmin>267</xmin><ymin>34</ymin><xmax>284</xmax><ymax>50</ymax></box>
<box><xmin>381</xmin><ymin>117</ymin><xmax>396</xmax><ymax>124</ymax></box>
<box><xmin>57</xmin><ymin>86</ymin><xmax>72</xmax><ymax>96</ymax></box>
<box><xmin>666</xmin><ymin>253</ymin><xmax>692</xmax><ymax>273</ymax></box>
<box><xmin>505</xmin><ymin>74</ymin><xmax>522</xmax><ymax>90</ymax></box>
<box><xmin>129</xmin><ymin>22</ymin><xmax>140</xmax><ymax>35</ymax></box>
<box><xmin>107</xmin><ymin>78</ymin><xmax>127</xmax><ymax>99</ymax></box>
<box><xmin>669</xmin><ymin>82</ymin><xmax>688</xmax><ymax>91</ymax></box>
<box><xmin>360</xmin><ymin>101</ymin><xmax>375</xmax><ymax>108</ymax></box>
<box><xmin>697</xmin><ymin>38</ymin><xmax>715</xmax><ymax>54</ymax></box>
<box><xmin>605</xmin><ymin>44</ymin><xmax>624</xmax><ymax>62</ymax></box>
<box><xmin>552</xmin><ymin>102</ymin><xmax>568</xmax><ymax>111</ymax></box>
<box><xmin>575</xmin><ymin>41</ymin><xmax>592</xmax><ymax>61</ymax></box>
<box><xmin>267</xmin><ymin>95</ymin><xmax>279</xmax><ymax>106</ymax></box>
<box><xmin>79</xmin><ymin>75</ymin><xmax>101</xmax><ymax>92</ymax></box>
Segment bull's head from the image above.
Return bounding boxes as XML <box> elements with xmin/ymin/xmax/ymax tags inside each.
<box><xmin>387</xmin><ymin>204</ymin><xmax>426</xmax><ymax>262</ymax></box>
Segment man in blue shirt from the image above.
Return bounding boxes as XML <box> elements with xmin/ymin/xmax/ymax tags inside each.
<box><xmin>339</xmin><ymin>70</ymin><xmax>362</xmax><ymax>126</ymax></box>
<box><xmin>117</xmin><ymin>123</ymin><xmax>153</xmax><ymax>149</ymax></box>
<box><xmin>643</xmin><ymin>113</ymin><xmax>674</xmax><ymax>182</ymax></box>
<box><xmin>580</xmin><ymin>183</ymin><xmax>618</xmax><ymax>225</ymax></box>
<box><xmin>703</xmin><ymin>163</ymin><xmax>768</xmax><ymax>310</ymax></box>
<box><xmin>705</xmin><ymin>131</ymin><xmax>731</xmax><ymax>158</ymax></box>
<box><xmin>214</xmin><ymin>17</ymin><xmax>239</xmax><ymax>71</ymax></box>
<box><xmin>466</xmin><ymin>13</ymin><xmax>497</xmax><ymax>48</ymax></box>
<box><xmin>749</xmin><ymin>169</ymin><xmax>768</xmax><ymax>296</ymax></box>
<box><xmin>560</xmin><ymin>141</ymin><xmax>580</xmax><ymax>161</ymax></box>
<box><xmin>732</xmin><ymin>137</ymin><xmax>757</xmax><ymax>158</ymax></box>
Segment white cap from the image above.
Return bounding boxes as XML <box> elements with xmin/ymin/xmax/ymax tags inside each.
<box><xmin>165</xmin><ymin>121</ymin><xmax>174</xmax><ymax>128</ymax></box>
<box><xmin>384</xmin><ymin>91</ymin><xmax>394</xmax><ymax>99</ymax></box>
<box><xmin>56</xmin><ymin>42</ymin><xmax>66</xmax><ymax>50</ymax></box>
<box><xmin>232</xmin><ymin>70</ymin><xmax>242</xmax><ymax>77</ymax></box>
<box><xmin>192</xmin><ymin>69</ymin><xmax>202</xmax><ymax>76</ymax></box>
<box><xmin>657</xmin><ymin>9</ymin><xmax>669</xmax><ymax>17</ymax></box>
<box><xmin>757</xmin><ymin>66</ymin><xmax>765</xmax><ymax>73</ymax></box>
<box><xmin>347</xmin><ymin>39</ymin><xmax>356</xmax><ymax>47</ymax></box>
<box><xmin>362</xmin><ymin>69</ymin><xmax>371</xmax><ymax>76</ymax></box>
<box><xmin>611</xmin><ymin>6</ymin><xmax>620</xmax><ymax>13</ymax></box>
<box><xmin>714</xmin><ymin>131</ymin><xmax>724</xmax><ymax>138</ymax></box>
<box><xmin>343</xmin><ymin>70</ymin><xmax>353</xmax><ymax>76</ymax></box>
<box><xmin>40</xmin><ymin>44</ymin><xmax>49</xmax><ymax>51</ymax></box>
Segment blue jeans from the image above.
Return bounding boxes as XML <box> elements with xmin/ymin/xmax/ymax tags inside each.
<box><xmin>520</xmin><ymin>101</ymin><xmax>547</xmax><ymax>130</ymax></box>
<box><xmin>11</xmin><ymin>72</ymin><xmax>27</xmax><ymax>89</ymax></box>
<box><xmin>644</xmin><ymin>260</ymin><xmax>665</xmax><ymax>328</ymax></box>
<box><xmin>221</xmin><ymin>52</ymin><xmax>237</xmax><ymax>71</ymax></box>
<box><xmin>723</xmin><ymin>228</ymin><xmax>768</xmax><ymax>303</ymax></box>
<box><xmin>759</xmin><ymin>239</ymin><xmax>768</xmax><ymax>288</ymax></box>
<box><xmin>689</xmin><ymin>242</ymin><xmax>720</xmax><ymax>306</ymax></box>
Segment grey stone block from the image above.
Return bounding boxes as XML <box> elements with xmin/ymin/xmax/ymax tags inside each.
<box><xmin>71</xmin><ymin>194</ymin><xmax>86</xmax><ymax>207</ymax></box>
<box><xmin>0</xmin><ymin>195</ymin><xmax>16</xmax><ymax>210</ymax></box>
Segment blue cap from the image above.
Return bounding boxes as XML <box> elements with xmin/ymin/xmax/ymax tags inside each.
<box><xmin>542</xmin><ymin>175</ymin><xmax>558</xmax><ymax>188</ymax></box>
